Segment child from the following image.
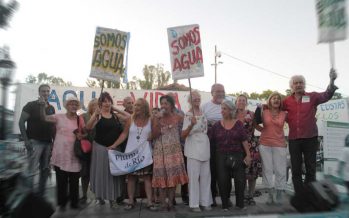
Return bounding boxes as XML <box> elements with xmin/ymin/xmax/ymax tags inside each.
<box><xmin>337</xmin><ymin>134</ymin><xmax>349</xmax><ymax>199</ymax></box>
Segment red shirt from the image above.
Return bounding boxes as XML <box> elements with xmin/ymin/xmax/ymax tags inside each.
<box><xmin>283</xmin><ymin>88</ymin><xmax>336</xmax><ymax>140</ymax></box>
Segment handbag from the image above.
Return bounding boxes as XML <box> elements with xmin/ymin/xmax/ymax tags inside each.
<box><xmin>74</xmin><ymin>116</ymin><xmax>92</xmax><ymax>160</ymax></box>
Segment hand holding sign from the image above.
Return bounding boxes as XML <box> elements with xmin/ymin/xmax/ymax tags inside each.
<box><xmin>330</xmin><ymin>68</ymin><xmax>337</xmax><ymax>81</ymax></box>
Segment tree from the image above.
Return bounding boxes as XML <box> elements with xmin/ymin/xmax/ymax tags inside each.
<box><xmin>0</xmin><ymin>0</ymin><xmax>18</xmax><ymax>29</ymax></box>
<box><xmin>135</xmin><ymin>64</ymin><xmax>171</xmax><ymax>90</ymax></box>
<box><xmin>259</xmin><ymin>90</ymin><xmax>274</xmax><ymax>100</ymax></box>
<box><xmin>228</xmin><ymin>92</ymin><xmax>250</xmax><ymax>98</ymax></box>
<box><xmin>25</xmin><ymin>73</ymin><xmax>72</xmax><ymax>86</ymax></box>
<box><xmin>85</xmin><ymin>78</ymin><xmax>120</xmax><ymax>89</ymax></box>
<box><xmin>249</xmin><ymin>92</ymin><xmax>260</xmax><ymax>100</ymax></box>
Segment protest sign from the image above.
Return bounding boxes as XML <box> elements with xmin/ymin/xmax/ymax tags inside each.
<box><xmin>316</xmin><ymin>0</ymin><xmax>347</xmax><ymax>43</ymax></box>
<box><xmin>90</xmin><ymin>26</ymin><xmax>129</xmax><ymax>82</ymax></box>
<box><xmin>167</xmin><ymin>24</ymin><xmax>204</xmax><ymax>80</ymax></box>
<box><xmin>108</xmin><ymin>141</ymin><xmax>153</xmax><ymax>176</ymax></box>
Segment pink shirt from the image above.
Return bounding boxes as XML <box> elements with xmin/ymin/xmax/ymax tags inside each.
<box><xmin>283</xmin><ymin>89</ymin><xmax>335</xmax><ymax>140</ymax></box>
<box><xmin>259</xmin><ymin>110</ymin><xmax>286</xmax><ymax>147</ymax></box>
<box><xmin>50</xmin><ymin>114</ymin><xmax>82</xmax><ymax>172</ymax></box>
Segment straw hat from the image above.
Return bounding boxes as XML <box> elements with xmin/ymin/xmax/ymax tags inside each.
<box><xmin>64</xmin><ymin>96</ymin><xmax>80</xmax><ymax>109</ymax></box>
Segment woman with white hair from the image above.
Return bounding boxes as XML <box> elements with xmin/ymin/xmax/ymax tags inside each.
<box><xmin>40</xmin><ymin>96</ymin><xmax>83</xmax><ymax>211</ymax></box>
<box><xmin>209</xmin><ymin>99</ymin><xmax>251</xmax><ymax>211</ymax></box>
<box><xmin>181</xmin><ymin>91</ymin><xmax>212</xmax><ymax>212</ymax></box>
<box><xmin>255</xmin><ymin>92</ymin><xmax>287</xmax><ymax>205</ymax></box>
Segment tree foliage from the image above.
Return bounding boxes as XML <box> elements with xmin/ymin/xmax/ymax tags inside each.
<box><xmin>0</xmin><ymin>0</ymin><xmax>18</xmax><ymax>29</ymax></box>
<box><xmin>135</xmin><ymin>64</ymin><xmax>171</xmax><ymax>90</ymax></box>
<box><xmin>25</xmin><ymin>73</ymin><xmax>72</xmax><ymax>86</ymax></box>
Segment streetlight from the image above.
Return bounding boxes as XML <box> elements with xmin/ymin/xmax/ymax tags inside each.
<box><xmin>211</xmin><ymin>45</ymin><xmax>223</xmax><ymax>84</ymax></box>
<box><xmin>0</xmin><ymin>46</ymin><xmax>16</xmax><ymax>140</ymax></box>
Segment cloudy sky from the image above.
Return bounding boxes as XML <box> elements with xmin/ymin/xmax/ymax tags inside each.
<box><xmin>1</xmin><ymin>0</ymin><xmax>348</xmax><ymax>98</ymax></box>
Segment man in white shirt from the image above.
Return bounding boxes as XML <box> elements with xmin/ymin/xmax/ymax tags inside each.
<box><xmin>202</xmin><ymin>83</ymin><xmax>225</xmax><ymax>206</ymax></box>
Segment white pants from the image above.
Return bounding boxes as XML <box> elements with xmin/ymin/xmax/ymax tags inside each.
<box><xmin>187</xmin><ymin>158</ymin><xmax>213</xmax><ymax>207</ymax></box>
<box><xmin>259</xmin><ymin>144</ymin><xmax>287</xmax><ymax>190</ymax></box>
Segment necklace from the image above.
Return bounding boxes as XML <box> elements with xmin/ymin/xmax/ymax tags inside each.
<box><xmin>136</xmin><ymin>126</ymin><xmax>143</xmax><ymax>142</ymax></box>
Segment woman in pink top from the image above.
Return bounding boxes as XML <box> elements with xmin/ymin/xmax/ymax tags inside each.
<box><xmin>255</xmin><ymin>92</ymin><xmax>287</xmax><ymax>205</ymax></box>
<box><xmin>40</xmin><ymin>96</ymin><xmax>83</xmax><ymax>211</ymax></box>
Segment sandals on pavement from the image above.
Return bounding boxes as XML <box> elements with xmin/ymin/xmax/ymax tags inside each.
<box><xmin>124</xmin><ymin>204</ymin><xmax>135</xmax><ymax>211</ymax></box>
<box><xmin>146</xmin><ymin>204</ymin><xmax>158</xmax><ymax>211</ymax></box>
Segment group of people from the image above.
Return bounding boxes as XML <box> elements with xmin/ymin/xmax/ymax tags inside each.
<box><xmin>18</xmin><ymin>68</ymin><xmax>339</xmax><ymax>213</ymax></box>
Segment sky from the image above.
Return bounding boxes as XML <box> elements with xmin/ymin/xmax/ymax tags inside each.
<box><xmin>1</xmin><ymin>0</ymin><xmax>349</xmax><ymax>101</ymax></box>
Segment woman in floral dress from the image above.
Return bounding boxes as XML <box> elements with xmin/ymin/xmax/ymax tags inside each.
<box><xmin>152</xmin><ymin>95</ymin><xmax>189</xmax><ymax>212</ymax></box>
<box><xmin>236</xmin><ymin>94</ymin><xmax>262</xmax><ymax>205</ymax></box>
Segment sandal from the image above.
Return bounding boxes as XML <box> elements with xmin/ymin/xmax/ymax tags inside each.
<box><xmin>124</xmin><ymin>204</ymin><xmax>135</xmax><ymax>211</ymax></box>
<box><xmin>254</xmin><ymin>190</ymin><xmax>262</xmax><ymax>197</ymax></box>
<box><xmin>248</xmin><ymin>197</ymin><xmax>256</xmax><ymax>206</ymax></box>
<box><xmin>146</xmin><ymin>204</ymin><xmax>158</xmax><ymax>211</ymax></box>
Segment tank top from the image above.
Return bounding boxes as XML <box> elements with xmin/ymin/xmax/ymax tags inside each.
<box><xmin>125</xmin><ymin>119</ymin><xmax>152</xmax><ymax>153</ymax></box>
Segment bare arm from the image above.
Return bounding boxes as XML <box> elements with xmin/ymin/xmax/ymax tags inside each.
<box><xmin>328</xmin><ymin>68</ymin><xmax>338</xmax><ymax>91</ymax></box>
<box><xmin>85</xmin><ymin>107</ymin><xmax>100</xmax><ymax>130</ymax></box>
<box><xmin>108</xmin><ymin>117</ymin><xmax>131</xmax><ymax>150</ymax></box>
<box><xmin>181</xmin><ymin>116</ymin><xmax>196</xmax><ymax>140</ymax></box>
<box><xmin>149</xmin><ymin>117</ymin><xmax>161</xmax><ymax>141</ymax></box>
<box><xmin>40</xmin><ymin>104</ymin><xmax>56</xmax><ymax>123</ymax></box>
<box><xmin>242</xmin><ymin>140</ymin><xmax>252</xmax><ymax>166</ymax></box>
<box><xmin>112</xmin><ymin>106</ymin><xmax>131</xmax><ymax>121</ymax></box>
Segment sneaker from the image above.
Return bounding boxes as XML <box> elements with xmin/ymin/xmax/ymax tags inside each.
<box><xmin>110</xmin><ymin>200</ymin><xmax>119</xmax><ymax>209</ymax></box>
<box><xmin>191</xmin><ymin>207</ymin><xmax>201</xmax><ymax>212</ymax></box>
<box><xmin>222</xmin><ymin>208</ymin><xmax>229</xmax><ymax>212</ymax></box>
<box><xmin>95</xmin><ymin>199</ymin><xmax>105</xmax><ymax>205</ymax></box>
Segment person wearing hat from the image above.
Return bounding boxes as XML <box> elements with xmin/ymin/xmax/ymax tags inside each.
<box><xmin>19</xmin><ymin>84</ymin><xmax>55</xmax><ymax>197</ymax></box>
<box><xmin>40</xmin><ymin>95</ymin><xmax>84</xmax><ymax>211</ymax></box>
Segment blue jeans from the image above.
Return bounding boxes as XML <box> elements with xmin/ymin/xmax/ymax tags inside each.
<box><xmin>27</xmin><ymin>139</ymin><xmax>52</xmax><ymax>197</ymax></box>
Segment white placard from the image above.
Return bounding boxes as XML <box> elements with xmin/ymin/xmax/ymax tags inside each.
<box><xmin>167</xmin><ymin>24</ymin><xmax>204</xmax><ymax>80</ymax></box>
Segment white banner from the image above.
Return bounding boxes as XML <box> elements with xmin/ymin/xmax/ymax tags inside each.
<box><xmin>90</xmin><ymin>26</ymin><xmax>129</xmax><ymax>82</ymax></box>
<box><xmin>108</xmin><ymin>141</ymin><xmax>153</xmax><ymax>176</ymax></box>
<box><xmin>316</xmin><ymin>0</ymin><xmax>347</xmax><ymax>43</ymax></box>
<box><xmin>167</xmin><ymin>24</ymin><xmax>204</xmax><ymax>80</ymax></box>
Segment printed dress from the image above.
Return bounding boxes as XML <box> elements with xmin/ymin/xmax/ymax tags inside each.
<box><xmin>243</xmin><ymin>110</ymin><xmax>263</xmax><ymax>179</ymax></box>
<box><xmin>152</xmin><ymin>119</ymin><xmax>189</xmax><ymax>188</ymax></box>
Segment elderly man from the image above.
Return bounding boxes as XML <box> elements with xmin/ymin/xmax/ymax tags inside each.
<box><xmin>19</xmin><ymin>84</ymin><xmax>55</xmax><ymax>197</ymax></box>
<box><xmin>202</xmin><ymin>83</ymin><xmax>225</xmax><ymax>206</ymax></box>
<box><xmin>123</xmin><ymin>96</ymin><xmax>134</xmax><ymax>114</ymax></box>
<box><xmin>283</xmin><ymin>69</ymin><xmax>338</xmax><ymax>196</ymax></box>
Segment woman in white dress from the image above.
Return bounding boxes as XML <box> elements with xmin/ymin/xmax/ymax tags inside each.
<box><xmin>181</xmin><ymin>91</ymin><xmax>212</xmax><ymax>212</ymax></box>
<box><xmin>108</xmin><ymin>98</ymin><xmax>160</xmax><ymax>211</ymax></box>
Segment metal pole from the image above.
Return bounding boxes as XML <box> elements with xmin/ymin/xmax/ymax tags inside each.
<box><xmin>0</xmin><ymin>79</ymin><xmax>9</xmax><ymax>140</ymax></box>
<box><xmin>214</xmin><ymin>45</ymin><xmax>217</xmax><ymax>84</ymax></box>
<box><xmin>329</xmin><ymin>42</ymin><xmax>335</xmax><ymax>69</ymax></box>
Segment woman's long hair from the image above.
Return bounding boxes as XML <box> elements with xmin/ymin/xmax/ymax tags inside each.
<box><xmin>132</xmin><ymin>98</ymin><xmax>150</xmax><ymax>121</ymax></box>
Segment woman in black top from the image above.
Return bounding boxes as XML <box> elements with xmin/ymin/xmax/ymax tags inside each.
<box><xmin>86</xmin><ymin>92</ymin><xmax>130</xmax><ymax>207</ymax></box>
